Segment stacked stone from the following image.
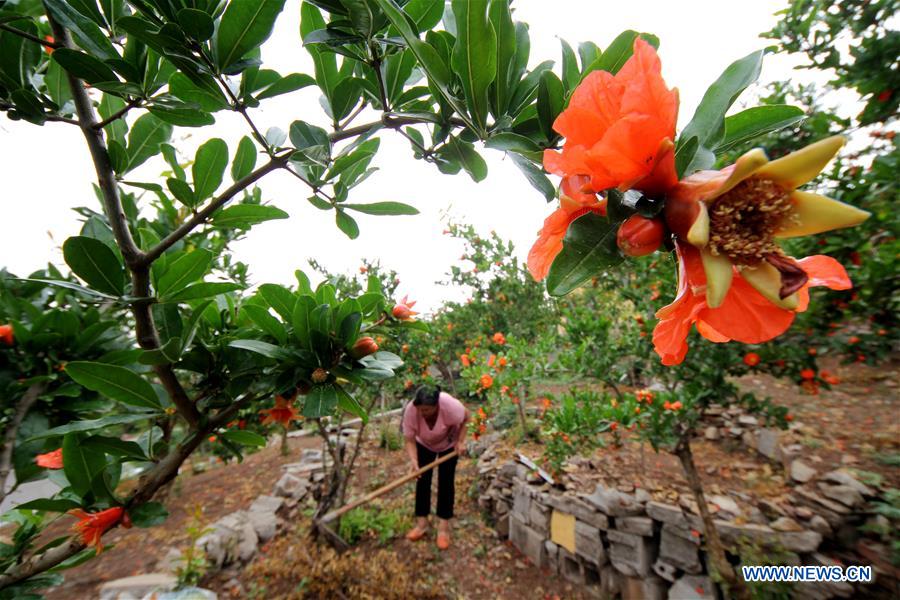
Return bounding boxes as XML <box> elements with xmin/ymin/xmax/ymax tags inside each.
<box><xmin>485</xmin><ymin>459</ymin><xmax>883</xmax><ymax>599</ymax></box>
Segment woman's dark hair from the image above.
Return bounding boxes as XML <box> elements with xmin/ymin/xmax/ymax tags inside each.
<box><xmin>413</xmin><ymin>385</ymin><xmax>441</xmax><ymax>406</ymax></box>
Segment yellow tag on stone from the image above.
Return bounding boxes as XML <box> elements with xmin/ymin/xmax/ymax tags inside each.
<box><xmin>550</xmin><ymin>510</ymin><xmax>576</xmax><ymax>554</ymax></box>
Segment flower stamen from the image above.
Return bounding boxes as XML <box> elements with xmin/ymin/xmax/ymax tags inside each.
<box><xmin>708</xmin><ymin>178</ymin><xmax>795</xmax><ymax>265</ymax></box>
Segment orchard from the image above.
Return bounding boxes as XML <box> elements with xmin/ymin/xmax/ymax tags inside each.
<box><xmin>0</xmin><ymin>0</ymin><xmax>897</xmax><ymax>599</ymax></box>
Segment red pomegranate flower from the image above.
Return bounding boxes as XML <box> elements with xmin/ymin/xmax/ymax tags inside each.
<box><xmin>479</xmin><ymin>374</ymin><xmax>494</xmax><ymax>390</ymax></box>
<box><xmin>0</xmin><ymin>324</ymin><xmax>13</xmax><ymax>346</ymax></box>
<box><xmin>69</xmin><ymin>507</ymin><xmax>130</xmax><ymax>553</ymax></box>
<box><xmin>653</xmin><ymin>245</ymin><xmax>853</xmax><ymax>366</ymax></box>
<box><xmin>743</xmin><ymin>352</ymin><xmax>760</xmax><ymax>367</ymax></box>
<box><xmin>35</xmin><ymin>448</ymin><xmax>63</xmax><ymax>470</ymax></box>
<box><xmin>392</xmin><ymin>295</ymin><xmax>418</xmax><ymax>321</ymax></box>
<box><xmin>260</xmin><ymin>393</ymin><xmax>300</xmax><ymax>428</ymax></box>
<box><xmin>492</xmin><ymin>332</ymin><xmax>506</xmax><ymax>345</ymax></box>
<box><xmin>529</xmin><ymin>38</ymin><xmax>678</xmax><ymax>279</ymax></box>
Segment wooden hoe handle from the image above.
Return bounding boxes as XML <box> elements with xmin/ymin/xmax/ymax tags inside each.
<box><xmin>318</xmin><ymin>449</ymin><xmax>460</xmax><ymax>524</ymax></box>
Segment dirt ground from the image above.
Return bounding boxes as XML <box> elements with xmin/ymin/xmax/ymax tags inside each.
<box><xmin>38</xmin><ymin>356</ymin><xmax>898</xmax><ymax>599</ymax></box>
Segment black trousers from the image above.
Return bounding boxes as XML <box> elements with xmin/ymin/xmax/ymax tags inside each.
<box><xmin>415</xmin><ymin>442</ymin><xmax>458</xmax><ymax>519</ymax></box>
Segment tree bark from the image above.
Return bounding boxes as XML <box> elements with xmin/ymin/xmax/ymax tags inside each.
<box><xmin>0</xmin><ymin>383</ymin><xmax>46</xmax><ymax>503</ymax></box>
<box><xmin>675</xmin><ymin>437</ymin><xmax>750</xmax><ymax>600</ymax></box>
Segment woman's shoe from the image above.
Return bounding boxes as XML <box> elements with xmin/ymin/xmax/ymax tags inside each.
<box><xmin>436</xmin><ymin>531</ymin><xmax>450</xmax><ymax>550</ymax></box>
<box><xmin>405</xmin><ymin>526</ymin><xmax>427</xmax><ymax>542</ymax></box>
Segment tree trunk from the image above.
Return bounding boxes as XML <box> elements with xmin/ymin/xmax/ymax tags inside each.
<box><xmin>675</xmin><ymin>437</ymin><xmax>749</xmax><ymax>600</ymax></box>
<box><xmin>280</xmin><ymin>425</ymin><xmax>290</xmax><ymax>457</ymax></box>
<box><xmin>436</xmin><ymin>361</ymin><xmax>457</xmax><ymax>395</ymax></box>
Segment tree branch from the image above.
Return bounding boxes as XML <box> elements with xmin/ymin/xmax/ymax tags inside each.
<box><xmin>0</xmin><ymin>392</ymin><xmax>260</xmax><ymax>590</ymax></box>
<box><xmin>140</xmin><ymin>154</ymin><xmax>290</xmax><ymax>266</ymax></box>
<box><xmin>92</xmin><ymin>98</ymin><xmax>142</xmax><ymax>130</ymax></box>
<box><xmin>45</xmin><ymin>18</ymin><xmax>143</xmax><ymax>267</ymax></box>
<box><xmin>328</xmin><ymin>114</ymin><xmax>468</xmax><ymax>143</ymax></box>
<box><xmin>0</xmin><ymin>101</ymin><xmax>80</xmax><ymax>125</ymax></box>
<box><xmin>0</xmin><ymin>22</ymin><xmax>60</xmax><ymax>49</ymax></box>
<box><xmin>0</xmin><ymin>383</ymin><xmax>47</xmax><ymax>504</ymax></box>
<box><xmin>46</xmin><ymin>12</ymin><xmax>200</xmax><ymax>428</ymax></box>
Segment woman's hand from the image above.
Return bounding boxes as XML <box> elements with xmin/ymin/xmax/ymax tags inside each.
<box><xmin>410</xmin><ymin>460</ymin><xmax>420</xmax><ymax>478</ymax></box>
<box><xmin>455</xmin><ymin>441</ymin><xmax>466</xmax><ymax>457</ymax></box>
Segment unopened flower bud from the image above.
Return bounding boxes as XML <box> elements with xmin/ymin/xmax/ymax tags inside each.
<box><xmin>350</xmin><ymin>336</ymin><xmax>379</xmax><ymax>359</ymax></box>
<box><xmin>616</xmin><ymin>215</ymin><xmax>664</xmax><ymax>257</ymax></box>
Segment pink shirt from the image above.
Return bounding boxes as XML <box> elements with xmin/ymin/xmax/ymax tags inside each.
<box><xmin>403</xmin><ymin>392</ymin><xmax>467</xmax><ymax>452</ymax></box>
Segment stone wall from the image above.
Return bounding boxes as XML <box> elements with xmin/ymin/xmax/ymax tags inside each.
<box><xmin>475</xmin><ymin>440</ymin><xmax>890</xmax><ymax>599</ymax></box>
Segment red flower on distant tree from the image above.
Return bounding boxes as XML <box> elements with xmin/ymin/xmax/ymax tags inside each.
<box><xmin>743</xmin><ymin>352</ymin><xmax>760</xmax><ymax>367</ymax></box>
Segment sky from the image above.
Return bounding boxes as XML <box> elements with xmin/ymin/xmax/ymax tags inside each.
<box><xmin>1</xmin><ymin>0</ymin><xmax>843</xmax><ymax>313</ymax></box>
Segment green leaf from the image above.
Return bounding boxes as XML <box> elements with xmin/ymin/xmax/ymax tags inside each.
<box><xmin>590</xmin><ymin>30</ymin><xmax>659</xmax><ymax>76</ymax></box>
<box><xmin>258</xmin><ymin>283</ymin><xmax>296</xmax><ymax>321</ymax></box>
<box><xmin>546</xmin><ymin>213</ymin><xmax>624</xmax><ymax>296</ymax></box>
<box><xmin>147</xmin><ymin>104</ymin><xmax>216</xmax><ymax>128</ymax></box>
<box><xmin>62</xmin><ymin>433</ymin><xmax>107</xmax><ymax>498</ymax></box>
<box><xmin>125</xmin><ymin>113</ymin><xmax>172</xmax><ymax>173</ymax></box>
<box><xmin>162</xmin><ymin>282</ymin><xmax>242</xmax><ymax>302</ymax></box>
<box><xmin>177</xmin><ymin>8</ymin><xmax>215</xmax><ymax>42</ymax></box>
<box><xmin>509</xmin><ymin>153</ymin><xmax>555</xmax><ymax>201</ymax></box>
<box><xmin>169</xmin><ymin>72</ymin><xmax>229</xmax><ymax>112</ymax></box>
<box><xmin>342</xmin><ymin>0</ymin><xmax>374</xmax><ymax>38</ymax></box>
<box><xmin>210</xmin><ymin>205</ymin><xmax>289</xmax><ymax>228</ymax></box>
<box><xmin>228</xmin><ymin>339</ymin><xmax>294</xmax><ymax>360</ymax></box>
<box><xmin>14</xmin><ymin>498</ymin><xmax>81</xmax><ymax>513</ymax></box>
<box><xmin>537</xmin><ymin>70</ymin><xmax>564</xmax><ymax>140</ymax></box>
<box><xmin>255</xmin><ymin>72</ymin><xmax>316</xmax><ymax>100</ymax></box>
<box><xmin>674</xmin><ymin>136</ymin><xmax>699</xmax><ymax>180</ymax></box>
<box><xmin>341</xmin><ymin>201</ymin><xmax>418</xmax><ymax>216</ymax></box>
<box><xmin>450</xmin><ymin>0</ymin><xmax>497</xmax><ymax>132</ymax></box>
<box><xmin>242</xmin><ymin>304</ymin><xmax>287</xmax><ymax>344</ymax></box>
<box><xmin>231</xmin><ymin>136</ymin><xmax>258</xmax><ymax>181</ymax></box>
<box><xmin>44</xmin><ymin>0</ymin><xmax>118</xmax><ymax>61</ymax></box>
<box><xmin>372</xmin><ymin>351</ymin><xmax>403</xmax><ymax>369</ymax></box>
<box><xmin>221</xmin><ymin>430</ymin><xmax>267</xmax><ymax>447</ymax></box>
<box><xmin>81</xmin><ymin>436</ymin><xmax>148</xmax><ymax>462</ymax></box>
<box><xmin>214</xmin><ymin>0</ymin><xmax>287</xmax><ymax>70</ymax></box>
<box><xmin>193</xmin><ymin>138</ymin><xmax>229</xmax><ymax>200</ymax></box>
<box><xmin>401</xmin><ymin>0</ymin><xmax>444</xmax><ymax>31</ymax></box>
<box><xmin>65</xmin><ymin>361</ymin><xmax>162</xmax><ymax>410</ymax></box>
<box><xmin>372</xmin><ymin>0</ymin><xmax>471</xmax><ymax>126</ymax></box>
<box><xmin>441</xmin><ymin>137</ymin><xmax>487</xmax><ymax>182</ymax></box>
<box><xmin>717</xmin><ymin>105</ymin><xmax>805</xmax><ymax>153</ymax></box>
<box><xmin>45</xmin><ymin>60</ymin><xmax>72</xmax><ymax>108</ymax></box>
<box><xmin>335</xmin><ymin>385</ymin><xmax>366</xmax><ymax>421</ymax></box>
<box><xmin>166</xmin><ymin>178</ymin><xmax>196</xmax><ymax>208</ymax></box>
<box><xmin>678</xmin><ymin>50</ymin><xmax>765</xmax><ymax>174</ymax></box>
<box><xmin>338</xmin><ymin>311</ymin><xmax>362</xmax><ymax>346</ymax></box>
<box><xmin>157</xmin><ymin>249</ymin><xmax>212</xmax><ymax>297</ymax></box>
<box><xmin>560</xmin><ymin>39</ymin><xmax>579</xmax><ymax>91</ymax></box>
<box><xmin>488</xmin><ymin>0</ymin><xmax>516</xmax><ymax>118</ymax></box>
<box><xmin>63</xmin><ymin>236</ymin><xmax>125</xmax><ymax>296</ymax></box>
<box><xmin>51</xmin><ymin>49</ymin><xmax>117</xmax><ymax>85</ymax></box>
<box><xmin>292</xmin><ymin>295</ymin><xmax>315</xmax><ymax>347</ymax></box>
<box><xmin>28</xmin><ymin>414</ymin><xmax>156</xmax><ymax>441</ymax></box>
<box><xmin>303</xmin><ymin>384</ymin><xmax>338</xmax><ymax>418</ymax></box>
<box><xmin>129</xmin><ymin>502</ymin><xmax>168</xmax><ymax>527</ymax></box>
<box><xmin>289</xmin><ymin>120</ymin><xmax>331</xmax><ymax>153</ymax></box>
<box><xmin>335</xmin><ymin>210</ymin><xmax>360</xmax><ymax>239</ymax></box>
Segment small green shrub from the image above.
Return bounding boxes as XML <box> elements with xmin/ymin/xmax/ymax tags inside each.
<box><xmin>337</xmin><ymin>504</ymin><xmax>411</xmax><ymax>546</ymax></box>
<box><xmin>378</xmin><ymin>425</ymin><xmax>402</xmax><ymax>451</ymax></box>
